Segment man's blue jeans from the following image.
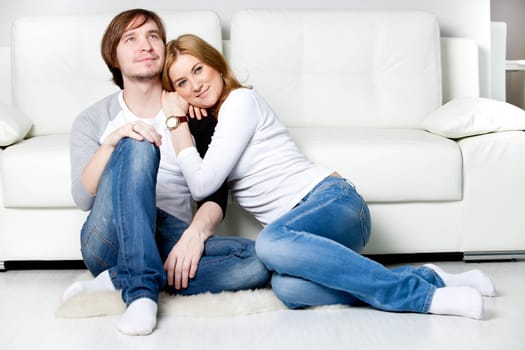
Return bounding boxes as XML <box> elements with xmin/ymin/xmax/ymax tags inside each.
<box><xmin>80</xmin><ymin>138</ymin><xmax>270</xmax><ymax>306</ymax></box>
<box><xmin>256</xmin><ymin>176</ymin><xmax>444</xmax><ymax>313</ymax></box>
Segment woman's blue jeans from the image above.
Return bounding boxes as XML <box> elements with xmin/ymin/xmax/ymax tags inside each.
<box><xmin>256</xmin><ymin>176</ymin><xmax>444</xmax><ymax>313</ymax></box>
<box><xmin>80</xmin><ymin>138</ymin><xmax>270</xmax><ymax>306</ymax></box>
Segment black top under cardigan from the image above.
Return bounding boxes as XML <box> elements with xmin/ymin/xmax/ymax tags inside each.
<box><xmin>188</xmin><ymin>114</ymin><xmax>228</xmax><ymax>218</ymax></box>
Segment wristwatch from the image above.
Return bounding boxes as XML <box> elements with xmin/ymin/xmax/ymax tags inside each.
<box><xmin>166</xmin><ymin>115</ymin><xmax>188</xmax><ymax>131</ymax></box>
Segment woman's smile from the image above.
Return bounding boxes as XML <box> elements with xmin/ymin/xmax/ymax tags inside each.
<box><xmin>169</xmin><ymin>53</ymin><xmax>224</xmax><ymax>108</ymax></box>
<box><xmin>196</xmin><ymin>86</ymin><xmax>210</xmax><ymax>98</ymax></box>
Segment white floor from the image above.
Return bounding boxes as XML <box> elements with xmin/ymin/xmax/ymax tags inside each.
<box><xmin>0</xmin><ymin>260</ymin><xmax>524</xmax><ymax>350</ymax></box>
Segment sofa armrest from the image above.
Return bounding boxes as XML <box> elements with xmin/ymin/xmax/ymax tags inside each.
<box><xmin>459</xmin><ymin>131</ymin><xmax>525</xmax><ymax>252</ymax></box>
<box><xmin>0</xmin><ymin>103</ymin><xmax>32</xmax><ymax>147</ymax></box>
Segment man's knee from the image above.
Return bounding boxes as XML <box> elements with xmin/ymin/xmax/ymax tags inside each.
<box><xmin>114</xmin><ymin>138</ymin><xmax>160</xmax><ymax>172</ymax></box>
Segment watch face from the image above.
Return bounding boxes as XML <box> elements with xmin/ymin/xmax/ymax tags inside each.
<box><xmin>166</xmin><ymin>116</ymin><xmax>179</xmax><ymax>129</ymax></box>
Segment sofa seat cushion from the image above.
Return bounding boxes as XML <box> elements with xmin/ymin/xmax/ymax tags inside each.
<box><xmin>1</xmin><ymin>129</ymin><xmax>462</xmax><ymax>208</ymax></box>
<box><xmin>288</xmin><ymin>128</ymin><xmax>462</xmax><ymax>202</ymax></box>
<box><xmin>1</xmin><ymin>134</ymin><xmax>73</xmax><ymax>207</ymax></box>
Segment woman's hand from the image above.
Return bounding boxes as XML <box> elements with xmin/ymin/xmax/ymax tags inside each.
<box><xmin>188</xmin><ymin>105</ymin><xmax>208</xmax><ymax>120</ymax></box>
<box><xmin>162</xmin><ymin>90</ymin><xmax>208</xmax><ymax>120</ymax></box>
<box><xmin>103</xmin><ymin>120</ymin><xmax>162</xmax><ymax>150</ymax></box>
<box><xmin>163</xmin><ymin>228</ymin><xmax>206</xmax><ymax>290</ymax></box>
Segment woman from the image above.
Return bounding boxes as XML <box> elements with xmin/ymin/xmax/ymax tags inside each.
<box><xmin>161</xmin><ymin>34</ymin><xmax>496</xmax><ymax>319</ymax></box>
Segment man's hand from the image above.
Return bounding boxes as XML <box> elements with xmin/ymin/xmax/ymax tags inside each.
<box><xmin>103</xmin><ymin>120</ymin><xmax>162</xmax><ymax>150</ymax></box>
<box><xmin>163</xmin><ymin>228</ymin><xmax>206</xmax><ymax>290</ymax></box>
<box><xmin>81</xmin><ymin>120</ymin><xmax>162</xmax><ymax>196</ymax></box>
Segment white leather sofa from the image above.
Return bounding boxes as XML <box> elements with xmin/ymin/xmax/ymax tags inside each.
<box><xmin>1</xmin><ymin>10</ymin><xmax>525</xmax><ymax>270</ymax></box>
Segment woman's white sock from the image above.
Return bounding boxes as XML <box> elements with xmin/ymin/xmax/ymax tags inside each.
<box><xmin>117</xmin><ymin>298</ymin><xmax>158</xmax><ymax>336</ymax></box>
<box><xmin>424</xmin><ymin>263</ymin><xmax>496</xmax><ymax>297</ymax></box>
<box><xmin>429</xmin><ymin>286</ymin><xmax>483</xmax><ymax>319</ymax></box>
<box><xmin>60</xmin><ymin>270</ymin><xmax>115</xmax><ymax>303</ymax></box>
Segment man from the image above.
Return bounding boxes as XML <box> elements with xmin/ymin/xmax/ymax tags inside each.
<box><xmin>61</xmin><ymin>9</ymin><xmax>269</xmax><ymax>336</ymax></box>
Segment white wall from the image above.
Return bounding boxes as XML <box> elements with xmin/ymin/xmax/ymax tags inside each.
<box><xmin>0</xmin><ymin>0</ymin><xmax>491</xmax><ymax>97</ymax></box>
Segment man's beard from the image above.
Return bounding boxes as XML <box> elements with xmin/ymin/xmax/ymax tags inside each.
<box><xmin>130</xmin><ymin>66</ymin><xmax>162</xmax><ymax>83</ymax></box>
<box><xmin>131</xmin><ymin>73</ymin><xmax>159</xmax><ymax>83</ymax></box>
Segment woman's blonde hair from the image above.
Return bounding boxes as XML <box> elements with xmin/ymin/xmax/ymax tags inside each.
<box><xmin>162</xmin><ymin>34</ymin><xmax>248</xmax><ymax>116</ymax></box>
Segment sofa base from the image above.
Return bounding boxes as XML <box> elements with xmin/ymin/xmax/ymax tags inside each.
<box><xmin>3</xmin><ymin>250</ymin><xmax>522</xmax><ymax>272</ymax></box>
<box><xmin>4</xmin><ymin>251</ymin><xmax>524</xmax><ymax>272</ymax></box>
<box><xmin>463</xmin><ymin>250</ymin><xmax>525</xmax><ymax>261</ymax></box>
<box><xmin>0</xmin><ymin>259</ymin><xmax>86</xmax><ymax>272</ymax></box>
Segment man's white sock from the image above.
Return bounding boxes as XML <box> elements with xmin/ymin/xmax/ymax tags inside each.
<box><xmin>117</xmin><ymin>298</ymin><xmax>158</xmax><ymax>336</ymax></box>
<box><xmin>429</xmin><ymin>286</ymin><xmax>483</xmax><ymax>319</ymax></box>
<box><xmin>61</xmin><ymin>270</ymin><xmax>116</xmax><ymax>303</ymax></box>
<box><xmin>424</xmin><ymin>263</ymin><xmax>496</xmax><ymax>297</ymax></box>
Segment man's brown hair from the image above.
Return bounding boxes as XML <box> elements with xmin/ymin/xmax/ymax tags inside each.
<box><xmin>101</xmin><ymin>9</ymin><xmax>166</xmax><ymax>89</ymax></box>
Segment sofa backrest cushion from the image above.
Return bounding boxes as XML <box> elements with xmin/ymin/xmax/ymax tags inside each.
<box><xmin>11</xmin><ymin>11</ymin><xmax>222</xmax><ymax>136</ymax></box>
<box><xmin>230</xmin><ymin>10</ymin><xmax>442</xmax><ymax>128</ymax></box>
<box><xmin>440</xmin><ymin>37</ymin><xmax>479</xmax><ymax>103</ymax></box>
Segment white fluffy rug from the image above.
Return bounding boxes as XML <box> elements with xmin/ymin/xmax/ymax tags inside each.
<box><xmin>56</xmin><ymin>273</ymin><xmax>348</xmax><ymax>319</ymax></box>
<box><xmin>56</xmin><ymin>288</ymin><xmax>290</xmax><ymax>318</ymax></box>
